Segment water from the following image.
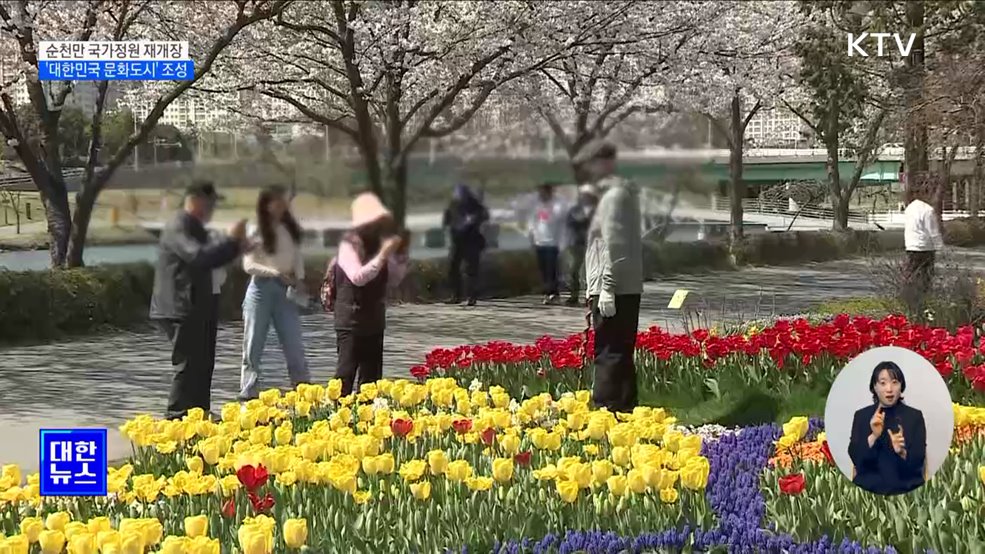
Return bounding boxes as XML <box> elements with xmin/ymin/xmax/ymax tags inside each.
<box><xmin>0</xmin><ymin>223</ymin><xmax>745</xmax><ymax>271</ymax></box>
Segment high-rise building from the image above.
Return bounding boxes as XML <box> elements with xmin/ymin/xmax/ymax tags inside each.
<box><xmin>745</xmin><ymin>108</ymin><xmax>810</xmax><ymax>146</ymax></box>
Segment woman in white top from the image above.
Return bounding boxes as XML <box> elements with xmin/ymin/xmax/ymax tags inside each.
<box><xmin>527</xmin><ymin>182</ymin><xmax>567</xmax><ymax>304</ymax></box>
<box><xmin>238</xmin><ymin>185</ymin><xmax>311</xmax><ymax>401</ymax></box>
<box><xmin>903</xmin><ymin>184</ymin><xmax>944</xmax><ymax>311</ymax></box>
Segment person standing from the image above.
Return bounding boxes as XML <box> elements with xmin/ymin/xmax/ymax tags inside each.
<box><xmin>903</xmin><ymin>182</ymin><xmax>943</xmax><ymax>314</ymax></box>
<box><xmin>238</xmin><ymin>185</ymin><xmax>312</xmax><ymax>401</ymax></box>
<box><xmin>150</xmin><ymin>181</ymin><xmax>248</xmax><ymax>420</ymax></box>
<box><xmin>580</xmin><ymin>142</ymin><xmax>643</xmax><ymax>413</ymax></box>
<box><xmin>527</xmin><ymin>182</ymin><xmax>566</xmax><ymax>305</ymax></box>
<box><xmin>564</xmin><ymin>184</ymin><xmax>599</xmax><ymax>306</ymax></box>
<box><xmin>443</xmin><ymin>184</ymin><xmax>489</xmax><ymax>306</ymax></box>
<box><xmin>334</xmin><ymin>192</ymin><xmax>410</xmax><ymax>396</ymax></box>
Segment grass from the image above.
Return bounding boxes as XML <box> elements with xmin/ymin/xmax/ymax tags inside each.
<box><xmin>0</xmin><ymin>224</ymin><xmax>158</xmax><ymax>251</ymax></box>
<box><xmin>812</xmin><ymin>295</ymin><xmax>897</xmax><ymax>317</ymax></box>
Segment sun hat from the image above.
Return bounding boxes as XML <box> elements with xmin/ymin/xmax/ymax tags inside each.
<box><xmin>350</xmin><ymin>192</ymin><xmax>392</xmax><ymax>228</ymax></box>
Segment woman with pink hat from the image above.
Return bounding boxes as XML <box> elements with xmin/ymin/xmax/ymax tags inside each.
<box><xmin>332</xmin><ymin>191</ymin><xmax>410</xmax><ymax>396</ymax></box>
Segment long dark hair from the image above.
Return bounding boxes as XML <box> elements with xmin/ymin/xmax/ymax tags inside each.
<box><xmin>257</xmin><ymin>185</ymin><xmax>302</xmax><ymax>254</ymax></box>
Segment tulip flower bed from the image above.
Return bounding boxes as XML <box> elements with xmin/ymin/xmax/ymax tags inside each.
<box><xmin>0</xmin><ymin>380</ymin><xmax>716</xmax><ymax>553</ymax></box>
<box><xmin>419</xmin><ymin>314</ymin><xmax>985</xmax><ymax>409</ymax></box>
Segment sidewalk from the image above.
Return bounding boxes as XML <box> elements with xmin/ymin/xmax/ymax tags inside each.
<box><xmin>0</xmin><ymin>253</ymin><xmax>909</xmax><ymax>472</ymax></box>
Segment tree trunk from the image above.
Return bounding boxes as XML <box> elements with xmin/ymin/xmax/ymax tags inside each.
<box><xmin>38</xmin><ymin>177</ymin><xmax>71</xmax><ymax>267</ymax></box>
<box><xmin>65</xmin><ymin>173</ymin><xmax>106</xmax><ymax>267</ymax></box>
<box><xmin>972</xmin><ymin>142</ymin><xmax>983</xmax><ymax>219</ymax></box>
<box><xmin>825</xmin><ymin>138</ymin><xmax>847</xmax><ymax>230</ymax></box>
<box><xmin>385</xmin><ymin>158</ymin><xmax>408</xmax><ymax>227</ymax></box>
<box><xmin>728</xmin><ymin>94</ymin><xmax>745</xmax><ymax>244</ymax></box>
<box><xmin>903</xmin><ymin>1</ymin><xmax>928</xmax><ymax>176</ymax></box>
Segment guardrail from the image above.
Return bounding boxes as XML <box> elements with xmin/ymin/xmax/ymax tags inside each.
<box><xmin>688</xmin><ymin>195</ymin><xmax>870</xmax><ymax>224</ymax></box>
<box><xmin>0</xmin><ymin>168</ymin><xmax>86</xmax><ymax>191</ymax></box>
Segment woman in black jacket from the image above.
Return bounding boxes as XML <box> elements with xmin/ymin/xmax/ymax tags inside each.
<box><xmin>848</xmin><ymin>361</ymin><xmax>927</xmax><ymax>495</ymax></box>
<box><xmin>443</xmin><ymin>184</ymin><xmax>489</xmax><ymax>306</ymax></box>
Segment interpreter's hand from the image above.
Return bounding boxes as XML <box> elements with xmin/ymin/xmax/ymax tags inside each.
<box><xmin>888</xmin><ymin>427</ymin><xmax>907</xmax><ymax>457</ymax></box>
<box><xmin>229</xmin><ymin>219</ymin><xmax>248</xmax><ymax>244</ymax></box>
<box><xmin>598</xmin><ymin>289</ymin><xmax>616</xmax><ymax>318</ymax></box>
<box><xmin>870</xmin><ymin>405</ymin><xmax>885</xmax><ymax>437</ymax></box>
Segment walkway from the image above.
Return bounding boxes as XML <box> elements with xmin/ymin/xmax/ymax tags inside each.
<box><xmin>5</xmin><ymin>247</ymin><xmax>985</xmax><ymax>471</ymax></box>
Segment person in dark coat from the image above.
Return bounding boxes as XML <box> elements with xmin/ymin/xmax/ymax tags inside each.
<box><xmin>150</xmin><ymin>181</ymin><xmax>248</xmax><ymax>420</ymax></box>
<box><xmin>848</xmin><ymin>361</ymin><xmax>927</xmax><ymax>495</ymax></box>
<box><xmin>564</xmin><ymin>184</ymin><xmax>599</xmax><ymax>306</ymax></box>
<box><xmin>442</xmin><ymin>184</ymin><xmax>489</xmax><ymax>306</ymax></box>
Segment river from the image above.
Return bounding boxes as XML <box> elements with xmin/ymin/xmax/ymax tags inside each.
<box><xmin>0</xmin><ymin>222</ymin><xmax>747</xmax><ymax>271</ymax></box>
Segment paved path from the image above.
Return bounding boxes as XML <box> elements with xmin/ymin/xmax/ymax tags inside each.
<box><xmin>5</xmin><ymin>247</ymin><xmax>985</xmax><ymax>471</ymax></box>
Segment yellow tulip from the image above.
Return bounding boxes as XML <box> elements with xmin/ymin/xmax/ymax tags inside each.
<box><xmin>610</xmin><ymin>446</ymin><xmax>631</xmax><ymax>467</ymax></box>
<box><xmin>591</xmin><ymin>460</ymin><xmax>614</xmax><ymax>485</ymax></box>
<box><xmin>782</xmin><ymin>416</ymin><xmax>809</xmax><ymax>442</ymax></box>
<box><xmin>399</xmin><ymin>460</ymin><xmax>428</xmax><ymax>482</ymax></box>
<box><xmin>492</xmin><ymin>458</ymin><xmax>514</xmax><ymax>483</ymax></box>
<box><xmin>198</xmin><ymin>440</ymin><xmax>221</xmax><ymax>465</ymax></box>
<box><xmin>67</xmin><ymin>532</ymin><xmax>97</xmax><ymax>554</ymax></box>
<box><xmin>283</xmin><ymin>518</ymin><xmax>308</xmax><ymax>549</ymax></box>
<box><xmin>1</xmin><ymin>464</ymin><xmax>21</xmax><ymax>486</ymax></box>
<box><xmin>606</xmin><ymin>475</ymin><xmax>628</xmax><ymax>497</ymax></box>
<box><xmin>140</xmin><ymin>519</ymin><xmax>164</xmax><ymax>546</ymax></box>
<box><xmin>18</xmin><ymin>517</ymin><xmax>42</xmax><ymax>543</ymax></box>
<box><xmin>37</xmin><ymin>531</ymin><xmax>65</xmax><ymax>554</ymax></box>
<box><xmin>327</xmin><ymin>379</ymin><xmax>343</xmax><ymax>400</ymax></box>
<box><xmin>353</xmin><ymin>490</ymin><xmax>372</xmax><ymax>504</ymax></box>
<box><xmin>465</xmin><ymin>476</ymin><xmax>494</xmax><ymax>492</ymax></box>
<box><xmin>376</xmin><ymin>453</ymin><xmax>395</xmax><ymax>474</ymax></box>
<box><xmin>119</xmin><ymin>532</ymin><xmax>145</xmax><ymax>554</ymax></box>
<box><xmin>96</xmin><ymin>530</ymin><xmax>121</xmax><ymax>551</ymax></box>
<box><xmin>184</xmin><ymin>515</ymin><xmax>209</xmax><ymax>538</ymax></box>
<box><xmin>44</xmin><ymin>512</ymin><xmax>71</xmax><ymax>532</ymax></box>
<box><xmin>446</xmin><ymin>460</ymin><xmax>473</xmax><ymax>482</ymax></box>
<box><xmin>361</xmin><ymin>456</ymin><xmax>380</xmax><ymax>475</ymax></box>
<box><xmin>85</xmin><ymin>517</ymin><xmax>111</xmax><ymax>535</ymax></box>
<box><xmin>659</xmin><ymin>487</ymin><xmax>679</xmax><ymax>503</ymax></box>
<box><xmin>498</xmin><ymin>434</ymin><xmax>520</xmax><ymax>455</ymax></box>
<box><xmin>979</xmin><ymin>465</ymin><xmax>985</xmax><ymax>486</ymax></box>
<box><xmin>188</xmin><ymin>536</ymin><xmax>220</xmax><ymax>554</ymax></box>
<box><xmin>185</xmin><ymin>456</ymin><xmax>204</xmax><ymax>474</ymax></box>
<box><xmin>409</xmin><ymin>481</ymin><xmax>432</xmax><ymax>500</ymax></box>
<box><xmin>275</xmin><ymin>425</ymin><xmax>293</xmax><ymax>446</ymax></box>
<box><xmin>3</xmin><ymin>535</ymin><xmax>27</xmax><ymax>554</ymax></box>
<box><xmin>627</xmin><ymin>469</ymin><xmax>648</xmax><ymax>494</ymax></box>
<box><xmin>160</xmin><ymin>536</ymin><xmax>190</xmax><ymax>554</ymax></box>
<box><xmin>237</xmin><ymin>526</ymin><xmax>270</xmax><ymax>554</ymax></box>
<box><xmin>555</xmin><ymin>479</ymin><xmax>579</xmax><ymax>503</ymax></box>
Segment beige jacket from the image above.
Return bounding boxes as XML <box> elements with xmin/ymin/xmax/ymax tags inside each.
<box><xmin>585</xmin><ymin>176</ymin><xmax>644</xmax><ymax>296</ymax></box>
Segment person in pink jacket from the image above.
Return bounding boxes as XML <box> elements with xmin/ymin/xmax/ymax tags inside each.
<box><xmin>332</xmin><ymin>192</ymin><xmax>410</xmax><ymax>396</ymax></box>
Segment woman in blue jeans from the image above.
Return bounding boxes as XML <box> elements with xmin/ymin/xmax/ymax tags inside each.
<box><xmin>238</xmin><ymin>185</ymin><xmax>311</xmax><ymax>400</ymax></box>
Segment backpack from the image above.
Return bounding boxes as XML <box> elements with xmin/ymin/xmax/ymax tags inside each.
<box><xmin>319</xmin><ymin>256</ymin><xmax>339</xmax><ymax>312</ymax></box>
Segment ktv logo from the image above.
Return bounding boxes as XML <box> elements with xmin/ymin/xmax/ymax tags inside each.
<box><xmin>847</xmin><ymin>33</ymin><xmax>916</xmax><ymax>57</ymax></box>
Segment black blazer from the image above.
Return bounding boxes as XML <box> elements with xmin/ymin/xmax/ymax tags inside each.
<box><xmin>848</xmin><ymin>402</ymin><xmax>927</xmax><ymax>495</ymax></box>
<box><xmin>149</xmin><ymin>212</ymin><xmax>240</xmax><ymax>321</ymax></box>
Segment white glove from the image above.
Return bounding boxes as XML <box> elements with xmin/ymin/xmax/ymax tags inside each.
<box><xmin>598</xmin><ymin>289</ymin><xmax>616</xmax><ymax>318</ymax></box>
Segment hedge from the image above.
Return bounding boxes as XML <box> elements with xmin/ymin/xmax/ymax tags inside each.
<box><xmin>4</xmin><ymin>218</ymin><xmax>985</xmax><ymax>344</ymax></box>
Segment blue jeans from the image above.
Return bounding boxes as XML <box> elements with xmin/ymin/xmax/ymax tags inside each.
<box><xmin>239</xmin><ymin>276</ymin><xmax>311</xmax><ymax>400</ymax></box>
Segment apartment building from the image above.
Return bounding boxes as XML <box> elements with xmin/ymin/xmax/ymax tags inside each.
<box><xmin>745</xmin><ymin>107</ymin><xmax>811</xmax><ymax>147</ymax></box>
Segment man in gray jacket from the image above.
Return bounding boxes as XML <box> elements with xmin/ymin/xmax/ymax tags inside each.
<box><xmin>150</xmin><ymin>181</ymin><xmax>248</xmax><ymax>419</ymax></box>
<box><xmin>579</xmin><ymin>142</ymin><xmax>643</xmax><ymax>413</ymax></box>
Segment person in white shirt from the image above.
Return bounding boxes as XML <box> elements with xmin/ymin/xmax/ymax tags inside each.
<box><xmin>238</xmin><ymin>185</ymin><xmax>312</xmax><ymax>401</ymax></box>
<box><xmin>527</xmin><ymin>182</ymin><xmax>566</xmax><ymax>305</ymax></box>
<box><xmin>903</xmin><ymin>184</ymin><xmax>943</xmax><ymax>313</ymax></box>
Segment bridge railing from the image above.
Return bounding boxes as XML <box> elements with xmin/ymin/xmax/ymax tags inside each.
<box><xmin>0</xmin><ymin>168</ymin><xmax>86</xmax><ymax>191</ymax></box>
<box><xmin>692</xmin><ymin>195</ymin><xmax>869</xmax><ymax>224</ymax></box>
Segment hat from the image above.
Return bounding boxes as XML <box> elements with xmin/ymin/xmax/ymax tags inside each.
<box><xmin>572</xmin><ymin>140</ymin><xmax>618</xmax><ymax>165</ymax></box>
<box><xmin>184</xmin><ymin>180</ymin><xmax>224</xmax><ymax>201</ymax></box>
<box><xmin>578</xmin><ymin>184</ymin><xmax>599</xmax><ymax>196</ymax></box>
<box><xmin>351</xmin><ymin>192</ymin><xmax>392</xmax><ymax>228</ymax></box>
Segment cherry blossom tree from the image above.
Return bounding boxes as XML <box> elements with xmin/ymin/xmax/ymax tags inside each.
<box><xmin>669</xmin><ymin>0</ymin><xmax>802</xmax><ymax>244</ymax></box>
<box><xmin>205</xmin><ymin>0</ymin><xmax>618</xmax><ymax>225</ymax></box>
<box><xmin>522</xmin><ymin>1</ymin><xmax>725</xmax><ymax>183</ymax></box>
<box><xmin>0</xmin><ymin>0</ymin><xmax>289</xmax><ymax>268</ymax></box>
<box><xmin>781</xmin><ymin>1</ymin><xmax>893</xmax><ymax>230</ymax></box>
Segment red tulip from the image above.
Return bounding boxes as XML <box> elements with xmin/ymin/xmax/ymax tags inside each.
<box><xmin>248</xmin><ymin>491</ymin><xmax>275</xmax><ymax>513</ymax></box>
<box><xmin>778</xmin><ymin>473</ymin><xmax>806</xmax><ymax>495</ymax></box>
<box><xmin>820</xmin><ymin>440</ymin><xmax>834</xmax><ymax>465</ymax></box>
<box><xmin>514</xmin><ymin>450</ymin><xmax>532</xmax><ymax>466</ymax></box>
<box><xmin>452</xmin><ymin>418</ymin><xmax>473</xmax><ymax>435</ymax></box>
<box><xmin>409</xmin><ymin>365</ymin><xmax>430</xmax><ymax>381</ymax></box>
<box><xmin>390</xmin><ymin>418</ymin><xmax>414</xmax><ymax>438</ymax></box>
<box><xmin>236</xmin><ymin>464</ymin><xmax>269</xmax><ymax>492</ymax></box>
<box><xmin>480</xmin><ymin>427</ymin><xmax>496</xmax><ymax>446</ymax></box>
<box><xmin>221</xmin><ymin>497</ymin><xmax>236</xmax><ymax>518</ymax></box>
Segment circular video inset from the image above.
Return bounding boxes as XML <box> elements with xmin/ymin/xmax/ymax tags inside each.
<box><xmin>824</xmin><ymin>345</ymin><xmax>954</xmax><ymax>496</ymax></box>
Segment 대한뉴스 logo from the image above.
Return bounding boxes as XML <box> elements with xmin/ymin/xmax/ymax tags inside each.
<box><xmin>847</xmin><ymin>33</ymin><xmax>916</xmax><ymax>57</ymax></box>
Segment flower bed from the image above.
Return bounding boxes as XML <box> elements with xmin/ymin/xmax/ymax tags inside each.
<box><xmin>419</xmin><ymin>315</ymin><xmax>985</xmax><ymax>406</ymax></box>
<box><xmin>0</xmin><ymin>380</ymin><xmax>981</xmax><ymax>552</ymax></box>
<box><xmin>0</xmin><ymin>380</ymin><xmax>714</xmax><ymax>553</ymax></box>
